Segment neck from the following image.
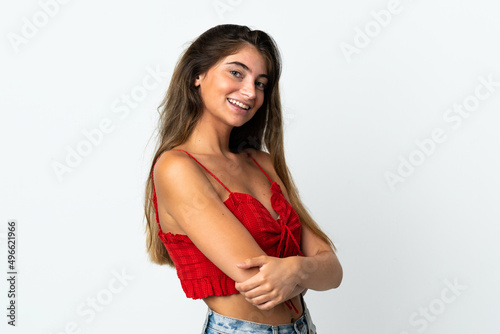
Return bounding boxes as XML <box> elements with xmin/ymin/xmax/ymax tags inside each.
<box><xmin>183</xmin><ymin>112</ymin><xmax>234</xmax><ymax>156</ymax></box>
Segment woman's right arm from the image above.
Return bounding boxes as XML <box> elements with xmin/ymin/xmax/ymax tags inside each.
<box><xmin>154</xmin><ymin>151</ymin><xmax>269</xmax><ymax>283</ymax></box>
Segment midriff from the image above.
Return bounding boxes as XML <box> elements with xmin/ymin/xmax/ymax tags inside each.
<box><xmin>203</xmin><ymin>293</ymin><xmax>303</xmax><ymax>324</ymax></box>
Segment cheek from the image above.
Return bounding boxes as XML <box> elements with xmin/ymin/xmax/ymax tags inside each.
<box><xmin>202</xmin><ymin>80</ymin><xmax>226</xmax><ymax>103</ymax></box>
<box><xmin>219</xmin><ymin>79</ymin><xmax>238</xmax><ymax>92</ymax></box>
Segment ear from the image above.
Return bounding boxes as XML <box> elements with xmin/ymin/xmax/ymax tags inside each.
<box><xmin>194</xmin><ymin>74</ymin><xmax>205</xmax><ymax>87</ymax></box>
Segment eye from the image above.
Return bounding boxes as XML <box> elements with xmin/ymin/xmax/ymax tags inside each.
<box><xmin>230</xmin><ymin>70</ymin><xmax>242</xmax><ymax>78</ymax></box>
<box><xmin>256</xmin><ymin>81</ymin><xmax>267</xmax><ymax>90</ymax></box>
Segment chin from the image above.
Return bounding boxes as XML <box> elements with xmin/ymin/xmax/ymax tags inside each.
<box><xmin>232</xmin><ymin>119</ymin><xmax>250</xmax><ymax>128</ymax></box>
<box><xmin>227</xmin><ymin>114</ymin><xmax>254</xmax><ymax>128</ymax></box>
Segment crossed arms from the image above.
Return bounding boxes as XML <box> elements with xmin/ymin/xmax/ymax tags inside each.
<box><xmin>154</xmin><ymin>150</ymin><xmax>343</xmax><ymax>310</ymax></box>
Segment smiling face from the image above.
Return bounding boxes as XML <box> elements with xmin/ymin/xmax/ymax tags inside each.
<box><xmin>194</xmin><ymin>44</ymin><xmax>269</xmax><ymax>127</ymax></box>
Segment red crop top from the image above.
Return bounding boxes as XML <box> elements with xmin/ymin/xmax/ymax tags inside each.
<box><xmin>151</xmin><ymin>149</ymin><xmax>303</xmax><ymax>300</ymax></box>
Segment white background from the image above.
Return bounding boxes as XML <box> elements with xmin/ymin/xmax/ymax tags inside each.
<box><xmin>1</xmin><ymin>0</ymin><xmax>499</xmax><ymax>333</ymax></box>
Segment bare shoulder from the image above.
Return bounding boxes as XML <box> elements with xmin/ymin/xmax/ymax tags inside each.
<box><xmin>153</xmin><ymin>149</ymin><xmax>213</xmax><ymax>203</ymax></box>
<box><xmin>154</xmin><ymin>149</ymin><xmax>194</xmax><ymax>179</ymax></box>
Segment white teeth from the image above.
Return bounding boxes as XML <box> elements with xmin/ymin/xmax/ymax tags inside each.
<box><xmin>228</xmin><ymin>98</ymin><xmax>250</xmax><ymax>110</ymax></box>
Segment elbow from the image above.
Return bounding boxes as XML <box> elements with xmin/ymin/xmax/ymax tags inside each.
<box><xmin>332</xmin><ymin>262</ymin><xmax>343</xmax><ymax>289</ymax></box>
<box><xmin>314</xmin><ymin>252</ymin><xmax>343</xmax><ymax>291</ymax></box>
<box><xmin>327</xmin><ymin>252</ymin><xmax>343</xmax><ymax>290</ymax></box>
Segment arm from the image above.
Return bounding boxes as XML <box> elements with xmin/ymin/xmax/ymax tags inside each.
<box><xmin>294</xmin><ymin>224</ymin><xmax>343</xmax><ymax>290</ymax></box>
<box><xmin>234</xmin><ymin>149</ymin><xmax>342</xmax><ymax>308</ymax></box>
<box><xmin>234</xmin><ymin>225</ymin><xmax>342</xmax><ymax>308</ymax></box>
<box><xmin>154</xmin><ymin>151</ymin><xmax>268</xmax><ymax>283</ymax></box>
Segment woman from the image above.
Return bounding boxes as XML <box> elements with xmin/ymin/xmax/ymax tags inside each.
<box><xmin>144</xmin><ymin>24</ymin><xmax>342</xmax><ymax>333</ymax></box>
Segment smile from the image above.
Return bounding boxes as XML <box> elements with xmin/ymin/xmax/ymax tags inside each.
<box><xmin>227</xmin><ymin>98</ymin><xmax>250</xmax><ymax>110</ymax></box>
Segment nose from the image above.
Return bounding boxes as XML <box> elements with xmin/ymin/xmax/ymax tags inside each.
<box><xmin>240</xmin><ymin>78</ymin><xmax>256</xmax><ymax>100</ymax></box>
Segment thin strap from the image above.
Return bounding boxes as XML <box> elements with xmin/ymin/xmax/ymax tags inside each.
<box><xmin>245</xmin><ymin>152</ymin><xmax>273</xmax><ymax>184</ymax></box>
<box><xmin>151</xmin><ymin>159</ymin><xmax>162</xmax><ymax>233</ymax></box>
<box><xmin>171</xmin><ymin>149</ymin><xmax>231</xmax><ymax>194</ymax></box>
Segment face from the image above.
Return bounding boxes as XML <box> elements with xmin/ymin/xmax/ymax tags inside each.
<box><xmin>194</xmin><ymin>45</ymin><xmax>269</xmax><ymax>127</ymax></box>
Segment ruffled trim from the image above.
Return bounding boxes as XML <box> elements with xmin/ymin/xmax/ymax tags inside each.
<box><xmin>180</xmin><ymin>275</ymin><xmax>240</xmax><ymax>300</ymax></box>
<box><xmin>159</xmin><ymin>231</ymin><xmax>192</xmax><ymax>244</ymax></box>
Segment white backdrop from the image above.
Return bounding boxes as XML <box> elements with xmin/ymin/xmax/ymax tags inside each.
<box><xmin>1</xmin><ymin>0</ymin><xmax>499</xmax><ymax>333</ymax></box>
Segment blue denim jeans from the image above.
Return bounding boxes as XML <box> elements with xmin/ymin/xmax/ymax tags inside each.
<box><xmin>201</xmin><ymin>295</ymin><xmax>317</xmax><ymax>333</ymax></box>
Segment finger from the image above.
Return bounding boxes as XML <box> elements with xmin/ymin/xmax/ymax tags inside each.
<box><xmin>234</xmin><ymin>275</ymin><xmax>265</xmax><ymax>292</ymax></box>
<box><xmin>236</xmin><ymin>255</ymin><xmax>268</xmax><ymax>269</ymax></box>
<box><xmin>241</xmin><ymin>285</ymin><xmax>272</xmax><ymax>299</ymax></box>
<box><xmin>246</xmin><ymin>291</ymin><xmax>277</xmax><ymax>306</ymax></box>
<box><xmin>236</xmin><ymin>262</ymin><xmax>252</xmax><ymax>269</ymax></box>
<box><xmin>235</xmin><ymin>281</ymin><xmax>261</xmax><ymax>294</ymax></box>
<box><xmin>254</xmin><ymin>299</ymin><xmax>277</xmax><ymax>311</ymax></box>
<box><xmin>245</xmin><ymin>294</ymin><xmax>270</xmax><ymax>307</ymax></box>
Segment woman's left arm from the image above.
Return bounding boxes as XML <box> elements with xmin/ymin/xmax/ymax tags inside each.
<box><xmin>293</xmin><ymin>223</ymin><xmax>343</xmax><ymax>291</ymax></box>
<box><xmin>235</xmin><ymin>149</ymin><xmax>342</xmax><ymax>308</ymax></box>
<box><xmin>235</xmin><ymin>224</ymin><xmax>342</xmax><ymax>309</ymax></box>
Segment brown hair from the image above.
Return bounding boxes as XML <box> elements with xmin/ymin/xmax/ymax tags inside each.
<box><xmin>144</xmin><ymin>24</ymin><xmax>336</xmax><ymax>266</ymax></box>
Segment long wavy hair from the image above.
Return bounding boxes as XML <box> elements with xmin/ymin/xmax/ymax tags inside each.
<box><xmin>144</xmin><ymin>24</ymin><xmax>336</xmax><ymax>266</ymax></box>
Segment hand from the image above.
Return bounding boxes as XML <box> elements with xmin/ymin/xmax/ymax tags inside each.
<box><xmin>235</xmin><ymin>255</ymin><xmax>302</xmax><ymax>310</ymax></box>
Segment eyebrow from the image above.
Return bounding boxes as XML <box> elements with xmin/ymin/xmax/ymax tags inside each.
<box><xmin>226</xmin><ymin>61</ymin><xmax>269</xmax><ymax>79</ymax></box>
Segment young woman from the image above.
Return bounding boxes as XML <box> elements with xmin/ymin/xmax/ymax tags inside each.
<box><xmin>144</xmin><ymin>24</ymin><xmax>342</xmax><ymax>333</ymax></box>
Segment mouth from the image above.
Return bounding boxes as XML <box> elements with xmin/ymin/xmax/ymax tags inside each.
<box><xmin>227</xmin><ymin>98</ymin><xmax>251</xmax><ymax>110</ymax></box>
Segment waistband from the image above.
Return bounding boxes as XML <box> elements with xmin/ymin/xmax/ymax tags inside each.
<box><xmin>201</xmin><ymin>294</ymin><xmax>317</xmax><ymax>333</ymax></box>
